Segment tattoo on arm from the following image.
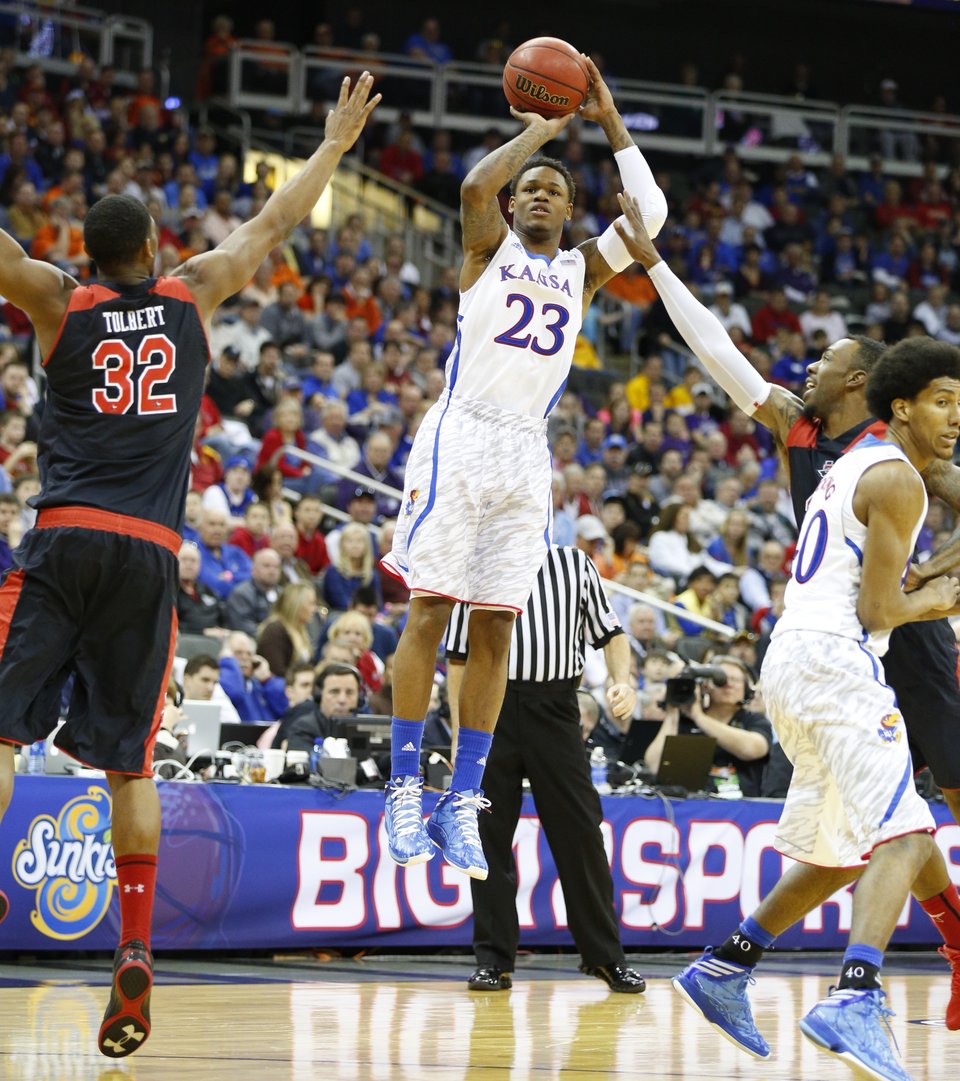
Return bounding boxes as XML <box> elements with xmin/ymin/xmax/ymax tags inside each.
<box><xmin>599</xmin><ymin>116</ymin><xmax>633</xmax><ymax>153</ymax></box>
<box><xmin>755</xmin><ymin>389</ymin><xmax>803</xmax><ymax>453</ymax></box>
<box><xmin>921</xmin><ymin>458</ymin><xmax>960</xmax><ymax>512</ymax></box>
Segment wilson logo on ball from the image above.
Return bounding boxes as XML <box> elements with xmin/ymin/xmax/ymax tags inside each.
<box><xmin>512</xmin><ymin>75</ymin><xmax>571</xmax><ymax>109</ymax></box>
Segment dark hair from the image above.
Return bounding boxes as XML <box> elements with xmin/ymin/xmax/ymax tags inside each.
<box><xmin>184</xmin><ymin>653</ymin><xmax>220</xmax><ymax>676</ymax></box>
<box><xmin>351</xmin><ymin>584</ymin><xmax>379</xmax><ymax>609</ymax></box>
<box><xmin>285</xmin><ymin>659</ymin><xmax>316</xmax><ymax>686</ymax></box>
<box><xmin>684</xmin><ymin>565</ymin><xmax>716</xmax><ymax>587</ymax></box>
<box><xmin>316</xmin><ymin>661</ymin><xmax>362</xmax><ymax>694</ymax></box>
<box><xmin>83</xmin><ymin>194</ymin><xmax>152</xmax><ymax>269</ymax></box>
<box><xmin>849</xmin><ymin>334</ymin><xmax>887</xmax><ymax>377</ymax></box>
<box><xmin>866</xmin><ymin>337</ymin><xmax>960</xmax><ymax>422</ymax></box>
<box><xmin>510</xmin><ymin>155</ymin><xmax>576</xmax><ymax>204</ymax></box>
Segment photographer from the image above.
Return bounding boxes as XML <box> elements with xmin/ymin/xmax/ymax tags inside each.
<box><xmin>643</xmin><ymin>655</ymin><xmax>772</xmax><ymax>796</ymax></box>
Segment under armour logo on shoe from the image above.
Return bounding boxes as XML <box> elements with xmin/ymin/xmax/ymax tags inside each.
<box><xmin>931</xmin><ymin>911</ymin><xmax>946</xmax><ymax>922</ymax></box>
<box><xmin>103</xmin><ymin>1024</ymin><xmax>146</xmax><ymax>1053</ymax></box>
<box><xmin>401</xmin><ymin>742</ymin><xmax>416</xmax><ymax>751</ymax></box>
<box><xmin>123</xmin><ymin>884</ymin><xmax>145</xmax><ymax>894</ymax></box>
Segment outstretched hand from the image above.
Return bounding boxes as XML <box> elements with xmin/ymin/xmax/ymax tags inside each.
<box><xmin>325</xmin><ymin>72</ymin><xmax>381</xmax><ymax>149</ymax></box>
<box><xmin>509</xmin><ymin>106</ymin><xmax>576</xmax><ymax>140</ymax></box>
<box><xmin>578</xmin><ymin>54</ymin><xmax>616</xmax><ymax>124</ymax></box>
<box><xmin>614</xmin><ymin>191</ymin><xmax>661</xmax><ymax>270</ymax></box>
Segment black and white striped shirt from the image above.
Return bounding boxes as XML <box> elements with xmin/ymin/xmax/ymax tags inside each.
<box><xmin>445</xmin><ymin>546</ymin><xmax>622</xmax><ymax>681</ymax></box>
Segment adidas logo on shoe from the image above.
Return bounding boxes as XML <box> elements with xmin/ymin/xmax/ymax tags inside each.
<box><xmin>477</xmin><ymin>756</ymin><xmax>487</xmax><ymax>766</ymax></box>
<box><xmin>402</xmin><ymin>742</ymin><xmax>416</xmax><ymax>751</ymax></box>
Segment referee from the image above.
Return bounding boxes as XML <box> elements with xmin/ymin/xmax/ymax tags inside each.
<box><xmin>445</xmin><ymin>545</ymin><xmax>645</xmax><ymax>993</ymax></box>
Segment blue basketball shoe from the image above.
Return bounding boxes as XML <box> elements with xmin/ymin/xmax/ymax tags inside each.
<box><xmin>672</xmin><ymin>948</ymin><xmax>771</xmax><ymax>1059</ymax></box>
<box><xmin>384</xmin><ymin>776</ymin><xmax>435</xmax><ymax>866</ymax></box>
<box><xmin>799</xmin><ymin>986</ymin><xmax>913</xmax><ymax>1081</ymax></box>
<box><xmin>426</xmin><ymin>788</ymin><xmax>490</xmax><ymax>879</ymax></box>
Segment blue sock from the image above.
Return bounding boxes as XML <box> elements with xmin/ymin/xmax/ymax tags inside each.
<box><xmin>838</xmin><ymin>944</ymin><xmax>884</xmax><ymax>990</ymax></box>
<box><xmin>390</xmin><ymin>717</ymin><xmax>424</xmax><ymax>779</ymax></box>
<box><xmin>715</xmin><ymin>915</ymin><xmax>776</xmax><ymax>967</ymax></box>
<box><xmin>741</xmin><ymin>915</ymin><xmax>777</xmax><ymax>950</ymax></box>
<box><xmin>450</xmin><ymin>726</ymin><xmax>493</xmax><ymax>793</ymax></box>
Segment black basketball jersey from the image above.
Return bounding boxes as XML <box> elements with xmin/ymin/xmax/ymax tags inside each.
<box><xmin>34</xmin><ymin>276</ymin><xmax>209</xmax><ymax>534</ymax></box>
<box><xmin>785</xmin><ymin>414</ymin><xmax>887</xmax><ymax>525</ymax></box>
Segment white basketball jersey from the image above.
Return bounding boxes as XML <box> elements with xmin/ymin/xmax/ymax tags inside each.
<box><xmin>445</xmin><ymin>229</ymin><xmax>586</xmax><ymax>418</ymax></box>
<box><xmin>771</xmin><ymin>436</ymin><xmax>926</xmax><ymax>656</ymax></box>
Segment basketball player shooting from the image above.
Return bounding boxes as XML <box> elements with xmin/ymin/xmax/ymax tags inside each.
<box><xmin>380</xmin><ymin>55</ymin><xmax>666</xmax><ymax>880</ymax></box>
<box><xmin>0</xmin><ymin>74</ymin><xmax>378</xmax><ymax>1058</ymax></box>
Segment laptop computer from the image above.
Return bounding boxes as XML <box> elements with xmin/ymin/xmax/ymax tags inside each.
<box><xmin>656</xmin><ymin>734</ymin><xmax>718</xmax><ymax>792</ymax></box>
<box><xmin>44</xmin><ymin>726</ymin><xmax>79</xmax><ymax>774</ymax></box>
<box><xmin>333</xmin><ymin>715</ymin><xmax>392</xmax><ymax>756</ymax></box>
<box><xmin>219</xmin><ymin>721</ymin><xmax>273</xmax><ymax>749</ymax></box>
<box><xmin>181</xmin><ymin>700</ymin><xmax>224</xmax><ymax>757</ymax></box>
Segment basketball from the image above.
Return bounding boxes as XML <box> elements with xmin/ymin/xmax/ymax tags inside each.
<box><xmin>502</xmin><ymin>37</ymin><xmax>589</xmax><ymax>119</ymax></box>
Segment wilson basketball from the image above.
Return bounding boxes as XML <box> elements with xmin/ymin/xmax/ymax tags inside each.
<box><xmin>502</xmin><ymin>37</ymin><xmax>589</xmax><ymax>119</ymax></box>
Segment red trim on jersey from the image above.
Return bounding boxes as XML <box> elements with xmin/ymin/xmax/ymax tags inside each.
<box><xmin>379</xmin><ymin>558</ymin><xmax>523</xmax><ymax>614</ymax></box>
<box><xmin>36</xmin><ymin>507</ymin><xmax>180</xmax><ymax>556</ymax></box>
<box><xmin>0</xmin><ymin>569</ymin><xmax>25</xmax><ymax>662</ymax></box>
<box><xmin>143</xmin><ymin>606</ymin><xmax>179</xmax><ymax>775</ymax></box>
<box><xmin>42</xmin><ymin>284</ymin><xmax>123</xmax><ymax>368</ymax></box>
<box><xmin>846</xmin><ymin>419</ymin><xmax>888</xmax><ymax>448</ymax></box>
<box><xmin>151</xmin><ymin>276</ymin><xmax>212</xmax><ymax>364</ymax></box>
<box><xmin>150</xmin><ymin>276</ymin><xmax>195</xmax><ymax>303</ymax></box>
<box><xmin>786</xmin><ymin>415</ymin><xmax>819</xmax><ymax>448</ymax></box>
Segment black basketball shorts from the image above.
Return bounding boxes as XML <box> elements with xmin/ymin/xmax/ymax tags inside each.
<box><xmin>0</xmin><ymin>507</ymin><xmax>179</xmax><ymax>776</ymax></box>
<box><xmin>884</xmin><ymin>618</ymin><xmax>960</xmax><ymax>791</ymax></box>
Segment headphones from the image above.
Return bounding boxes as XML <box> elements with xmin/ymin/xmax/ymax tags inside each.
<box><xmin>315</xmin><ymin>661</ymin><xmax>368</xmax><ymax>711</ymax></box>
<box><xmin>716</xmin><ymin>655</ymin><xmax>756</xmax><ymax>705</ymax></box>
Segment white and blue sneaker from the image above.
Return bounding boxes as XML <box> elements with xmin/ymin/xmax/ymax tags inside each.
<box><xmin>384</xmin><ymin>776</ymin><xmax>435</xmax><ymax>866</ymax></box>
<box><xmin>426</xmin><ymin>788</ymin><xmax>490</xmax><ymax>879</ymax></box>
<box><xmin>672</xmin><ymin>947</ymin><xmax>771</xmax><ymax>1059</ymax></box>
<box><xmin>799</xmin><ymin>986</ymin><xmax>913</xmax><ymax>1081</ymax></box>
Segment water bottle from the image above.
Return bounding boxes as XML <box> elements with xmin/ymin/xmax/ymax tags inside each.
<box><xmin>589</xmin><ymin>746</ymin><xmax>610</xmax><ymax>795</ymax></box>
<box><xmin>310</xmin><ymin>738</ymin><xmax>325</xmax><ymax>776</ymax></box>
<box><xmin>27</xmin><ymin>739</ymin><xmax>46</xmax><ymax>775</ymax></box>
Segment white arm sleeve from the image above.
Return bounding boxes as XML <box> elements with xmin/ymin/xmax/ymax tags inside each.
<box><xmin>647</xmin><ymin>260</ymin><xmax>771</xmax><ymax>416</ymax></box>
<box><xmin>595</xmin><ymin>145</ymin><xmax>669</xmax><ymax>274</ymax></box>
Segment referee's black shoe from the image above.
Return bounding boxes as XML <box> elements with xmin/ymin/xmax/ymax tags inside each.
<box><xmin>468</xmin><ymin>966</ymin><xmax>512</xmax><ymax>991</ymax></box>
<box><xmin>580</xmin><ymin>962</ymin><xmax>647</xmax><ymax>994</ymax></box>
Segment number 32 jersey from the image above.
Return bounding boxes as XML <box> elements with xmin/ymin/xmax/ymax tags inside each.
<box><xmin>772</xmin><ymin>435</ymin><xmax>926</xmax><ymax>656</ymax></box>
<box><xmin>446</xmin><ymin>229</ymin><xmax>585</xmax><ymax>418</ymax></box>
<box><xmin>35</xmin><ymin>277</ymin><xmax>209</xmax><ymax>534</ymax></box>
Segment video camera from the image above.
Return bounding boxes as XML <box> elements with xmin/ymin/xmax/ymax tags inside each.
<box><xmin>662</xmin><ymin>664</ymin><xmax>728</xmax><ymax>708</ymax></box>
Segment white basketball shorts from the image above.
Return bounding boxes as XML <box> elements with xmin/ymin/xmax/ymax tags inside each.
<box><xmin>761</xmin><ymin>630</ymin><xmax>935</xmax><ymax>868</ymax></box>
<box><xmin>381</xmin><ymin>389</ymin><xmax>552</xmax><ymax>613</ymax></box>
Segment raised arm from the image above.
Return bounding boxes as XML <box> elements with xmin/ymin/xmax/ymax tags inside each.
<box><xmin>0</xmin><ymin>230</ymin><xmax>77</xmax><ymax>357</ymax></box>
<box><xmin>855</xmin><ymin>462</ymin><xmax>960</xmax><ymax>629</ymax></box>
<box><xmin>459</xmin><ymin>109</ymin><xmax>575</xmax><ymax>290</ymax></box>
<box><xmin>613</xmin><ymin>191</ymin><xmax>803</xmax><ymax>454</ymax></box>
<box><xmin>175</xmin><ymin>74</ymin><xmax>380</xmax><ymax>322</ymax></box>
<box><xmin>577</xmin><ymin>56</ymin><xmax>669</xmax><ymax>301</ymax></box>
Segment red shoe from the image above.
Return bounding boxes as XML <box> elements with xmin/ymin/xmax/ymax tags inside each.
<box><xmin>940</xmin><ymin>944</ymin><xmax>960</xmax><ymax>1031</ymax></box>
<box><xmin>98</xmin><ymin>940</ymin><xmax>153</xmax><ymax>1057</ymax></box>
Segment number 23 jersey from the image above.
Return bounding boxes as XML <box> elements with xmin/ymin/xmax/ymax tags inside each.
<box><xmin>771</xmin><ymin>435</ymin><xmax>926</xmax><ymax>656</ymax></box>
<box><xmin>446</xmin><ymin>229</ymin><xmax>585</xmax><ymax>418</ymax></box>
<box><xmin>35</xmin><ymin>276</ymin><xmax>209</xmax><ymax>534</ymax></box>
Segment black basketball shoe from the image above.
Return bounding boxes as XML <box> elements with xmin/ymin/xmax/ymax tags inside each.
<box><xmin>98</xmin><ymin>939</ymin><xmax>153</xmax><ymax>1058</ymax></box>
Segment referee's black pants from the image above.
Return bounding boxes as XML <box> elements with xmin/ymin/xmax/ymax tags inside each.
<box><xmin>471</xmin><ymin>677</ymin><xmax>625</xmax><ymax>970</ymax></box>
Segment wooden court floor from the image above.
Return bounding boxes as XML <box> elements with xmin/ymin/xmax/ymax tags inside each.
<box><xmin>0</xmin><ymin>952</ymin><xmax>956</xmax><ymax>1080</ymax></box>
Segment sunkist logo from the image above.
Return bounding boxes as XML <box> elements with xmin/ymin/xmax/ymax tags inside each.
<box><xmin>513</xmin><ymin>75</ymin><xmax>570</xmax><ymax>109</ymax></box>
<box><xmin>12</xmin><ymin>786</ymin><xmax>116</xmax><ymax>940</ymax></box>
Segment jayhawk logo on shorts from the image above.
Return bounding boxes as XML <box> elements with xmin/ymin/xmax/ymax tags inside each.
<box><xmin>877</xmin><ymin>712</ymin><xmax>902</xmax><ymax>744</ymax></box>
<box><xmin>404</xmin><ymin>489</ymin><xmax>420</xmax><ymax>516</ymax></box>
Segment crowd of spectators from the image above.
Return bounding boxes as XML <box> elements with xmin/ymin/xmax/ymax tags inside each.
<box><xmin>2</xmin><ymin>14</ymin><xmax>960</xmax><ymax>759</ymax></box>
